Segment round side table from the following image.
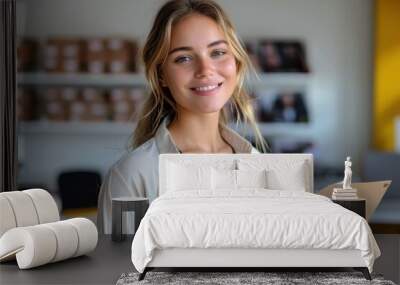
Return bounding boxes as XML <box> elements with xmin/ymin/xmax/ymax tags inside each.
<box><xmin>112</xmin><ymin>197</ymin><xmax>149</xmax><ymax>242</ymax></box>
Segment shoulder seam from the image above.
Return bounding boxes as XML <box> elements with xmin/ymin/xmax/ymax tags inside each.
<box><xmin>110</xmin><ymin>167</ymin><xmax>131</xmax><ymax>191</ymax></box>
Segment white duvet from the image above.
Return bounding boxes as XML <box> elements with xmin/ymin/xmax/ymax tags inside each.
<box><xmin>131</xmin><ymin>189</ymin><xmax>380</xmax><ymax>273</ymax></box>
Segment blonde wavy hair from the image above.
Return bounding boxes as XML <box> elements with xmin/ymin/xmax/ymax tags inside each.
<box><xmin>131</xmin><ymin>0</ymin><xmax>270</xmax><ymax>153</ymax></box>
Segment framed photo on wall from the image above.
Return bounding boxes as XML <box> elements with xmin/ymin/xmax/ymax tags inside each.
<box><xmin>244</xmin><ymin>39</ymin><xmax>310</xmax><ymax>73</ymax></box>
<box><xmin>253</xmin><ymin>89</ymin><xmax>309</xmax><ymax>123</ymax></box>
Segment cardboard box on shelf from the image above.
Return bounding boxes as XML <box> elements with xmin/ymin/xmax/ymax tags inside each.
<box><xmin>87</xmin><ymin>60</ymin><xmax>106</xmax><ymax>74</ymax></box>
<box><xmin>43</xmin><ymin>88</ymin><xmax>61</xmax><ymax>102</ymax></box>
<box><xmin>43</xmin><ymin>57</ymin><xmax>61</xmax><ymax>73</ymax></box>
<box><xmin>106</xmin><ymin>49</ymin><xmax>132</xmax><ymax>73</ymax></box>
<box><xmin>39</xmin><ymin>36</ymin><xmax>138</xmax><ymax>73</ymax></box>
<box><xmin>67</xmin><ymin>101</ymin><xmax>89</xmax><ymax>121</ymax></box>
<box><xmin>84</xmin><ymin>39</ymin><xmax>107</xmax><ymax>73</ymax></box>
<box><xmin>45</xmin><ymin>100</ymin><xmax>67</xmax><ymax>121</ymax></box>
<box><xmin>105</xmin><ymin>38</ymin><xmax>138</xmax><ymax>72</ymax></box>
<box><xmin>109</xmin><ymin>88</ymin><xmax>129</xmax><ymax>102</ymax></box>
<box><xmin>81</xmin><ymin>88</ymin><xmax>106</xmax><ymax>102</ymax></box>
<box><xmin>85</xmin><ymin>51</ymin><xmax>107</xmax><ymax>73</ymax></box>
<box><xmin>108</xmin><ymin>59</ymin><xmax>130</xmax><ymax>74</ymax></box>
<box><xmin>60</xmin><ymin>88</ymin><xmax>80</xmax><ymax>102</ymax></box>
<box><xmin>62</xmin><ymin>43</ymin><xmax>80</xmax><ymax>58</ymax></box>
<box><xmin>106</xmin><ymin>48</ymin><xmax>131</xmax><ymax>60</ymax></box>
<box><xmin>46</xmin><ymin>38</ymin><xmax>83</xmax><ymax>57</ymax></box>
<box><xmin>44</xmin><ymin>43</ymin><xmax>59</xmax><ymax>58</ymax></box>
<box><xmin>43</xmin><ymin>38</ymin><xmax>84</xmax><ymax>72</ymax></box>
<box><xmin>106</xmin><ymin>44</ymin><xmax>132</xmax><ymax>60</ymax></box>
<box><xmin>87</xmin><ymin>38</ymin><xmax>105</xmax><ymax>53</ymax></box>
<box><xmin>62</xmin><ymin>59</ymin><xmax>81</xmax><ymax>73</ymax></box>
<box><xmin>88</xmin><ymin>102</ymin><xmax>109</xmax><ymax>121</ymax></box>
<box><xmin>105</xmin><ymin>38</ymin><xmax>131</xmax><ymax>52</ymax></box>
<box><xmin>110</xmin><ymin>100</ymin><xmax>135</xmax><ymax>122</ymax></box>
<box><xmin>82</xmin><ymin>37</ymin><xmax>138</xmax><ymax>73</ymax></box>
<box><xmin>127</xmin><ymin>88</ymin><xmax>144</xmax><ymax>103</ymax></box>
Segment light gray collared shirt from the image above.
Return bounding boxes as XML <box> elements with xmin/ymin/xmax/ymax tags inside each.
<box><xmin>97</xmin><ymin>115</ymin><xmax>260</xmax><ymax>234</ymax></box>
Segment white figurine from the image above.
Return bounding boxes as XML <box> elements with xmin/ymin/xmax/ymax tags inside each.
<box><xmin>343</xmin><ymin>156</ymin><xmax>352</xmax><ymax>189</ymax></box>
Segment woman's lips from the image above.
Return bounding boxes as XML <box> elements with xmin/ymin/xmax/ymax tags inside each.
<box><xmin>190</xmin><ymin>82</ymin><xmax>223</xmax><ymax>96</ymax></box>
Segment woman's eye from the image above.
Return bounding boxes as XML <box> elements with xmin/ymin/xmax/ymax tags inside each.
<box><xmin>174</xmin><ymin>56</ymin><xmax>192</xmax><ymax>64</ymax></box>
<box><xmin>211</xmin><ymin>50</ymin><xmax>227</xmax><ymax>57</ymax></box>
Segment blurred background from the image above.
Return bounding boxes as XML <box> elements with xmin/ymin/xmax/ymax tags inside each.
<box><xmin>15</xmin><ymin>0</ymin><xmax>400</xmax><ymax>226</ymax></box>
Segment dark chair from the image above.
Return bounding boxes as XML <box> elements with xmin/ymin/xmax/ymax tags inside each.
<box><xmin>58</xmin><ymin>170</ymin><xmax>102</xmax><ymax>210</ymax></box>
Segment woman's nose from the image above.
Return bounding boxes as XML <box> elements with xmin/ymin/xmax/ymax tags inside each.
<box><xmin>194</xmin><ymin>57</ymin><xmax>215</xmax><ymax>78</ymax></box>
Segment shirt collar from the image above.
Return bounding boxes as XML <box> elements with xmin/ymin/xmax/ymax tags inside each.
<box><xmin>154</xmin><ymin>114</ymin><xmax>253</xmax><ymax>154</ymax></box>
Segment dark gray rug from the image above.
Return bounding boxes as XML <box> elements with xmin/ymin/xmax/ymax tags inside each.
<box><xmin>116</xmin><ymin>271</ymin><xmax>396</xmax><ymax>285</ymax></box>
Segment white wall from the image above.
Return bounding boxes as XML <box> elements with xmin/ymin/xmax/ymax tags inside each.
<box><xmin>17</xmin><ymin>0</ymin><xmax>374</xmax><ymax>185</ymax></box>
<box><xmin>17</xmin><ymin>123</ymin><xmax>132</xmax><ymax>191</ymax></box>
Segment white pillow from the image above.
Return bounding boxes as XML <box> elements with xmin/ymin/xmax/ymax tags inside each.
<box><xmin>236</xmin><ymin>169</ymin><xmax>268</xmax><ymax>189</ymax></box>
<box><xmin>266</xmin><ymin>161</ymin><xmax>307</xmax><ymax>191</ymax></box>
<box><xmin>237</xmin><ymin>159</ymin><xmax>309</xmax><ymax>191</ymax></box>
<box><xmin>212</xmin><ymin>168</ymin><xmax>268</xmax><ymax>190</ymax></box>
<box><xmin>167</xmin><ymin>162</ymin><xmax>212</xmax><ymax>191</ymax></box>
<box><xmin>212</xmin><ymin>168</ymin><xmax>236</xmax><ymax>190</ymax></box>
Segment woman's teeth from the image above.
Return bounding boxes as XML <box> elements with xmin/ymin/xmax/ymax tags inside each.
<box><xmin>192</xmin><ymin>83</ymin><xmax>222</xmax><ymax>92</ymax></box>
<box><xmin>194</xmin><ymin>85</ymin><xmax>218</xmax><ymax>92</ymax></box>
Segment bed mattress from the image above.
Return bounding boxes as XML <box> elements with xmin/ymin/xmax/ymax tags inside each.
<box><xmin>131</xmin><ymin>189</ymin><xmax>380</xmax><ymax>273</ymax></box>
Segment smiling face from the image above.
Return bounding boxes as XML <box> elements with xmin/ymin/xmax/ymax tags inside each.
<box><xmin>161</xmin><ymin>13</ymin><xmax>238</xmax><ymax>115</ymax></box>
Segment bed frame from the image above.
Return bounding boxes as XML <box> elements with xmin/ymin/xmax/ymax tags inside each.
<box><xmin>140</xmin><ymin>248</ymin><xmax>371</xmax><ymax>280</ymax></box>
<box><xmin>138</xmin><ymin>154</ymin><xmax>372</xmax><ymax>281</ymax></box>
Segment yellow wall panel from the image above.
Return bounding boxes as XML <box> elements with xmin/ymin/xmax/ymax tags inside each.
<box><xmin>373</xmin><ymin>0</ymin><xmax>400</xmax><ymax>150</ymax></box>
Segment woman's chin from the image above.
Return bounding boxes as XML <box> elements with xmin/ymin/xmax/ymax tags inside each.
<box><xmin>193</xmin><ymin>102</ymin><xmax>226</xmax><ymax>114</ymax></box>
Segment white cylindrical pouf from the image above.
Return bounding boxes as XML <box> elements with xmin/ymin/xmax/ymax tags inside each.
<box><xmin>1</xmin><ymin>192</ymin><xmax>39</xmax><ymax>227</ymax></box>
<box><xmin>66</xmin><ymin>218</ymin><xmax>98</xmax><ymax>257</ymax></box>
<box><xmin>0</xmin><ymin>219</ymin><xmax>98</xmax><ymax>269</ymax></box>
<box><xmin>23</xmin><ymin>189</ymin><xmax>60</xmax><ymax>224</ymax></box>
<box><xmin>0</xmin><ymin>226</ymin><xmax>57</xmax><ymax>269</ymax></box>
<box><xmin>0</xmin><ymin>196</ymin><xmax>17</xmax><ymax>237</ymax></box>
<box><xmin>42</xmin><ymin>221</ymin><xmax>79</xmax><ymax>262</ymax></box>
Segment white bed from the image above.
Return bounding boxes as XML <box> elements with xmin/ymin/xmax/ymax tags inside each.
<box><xmin>131</xmin><ymin>154</ymin><xmax>380</xmax><ymax>280</ymax></box>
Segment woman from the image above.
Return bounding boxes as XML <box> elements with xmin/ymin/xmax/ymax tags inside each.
<box><xmin>97</xmin><ymin>0</ymin><xmax>270</xmax><ymax>234</ymax></box>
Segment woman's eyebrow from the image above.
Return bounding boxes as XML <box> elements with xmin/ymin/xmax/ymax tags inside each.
<box><xmin>208</xmin><ymin>39</ymin><xmax>227</xmax><ymax>48</ymax></box>
<box><xmin>168</xmin><ymin>40</ymin><xmax>228</xmax><ymax>55</ymax></box>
